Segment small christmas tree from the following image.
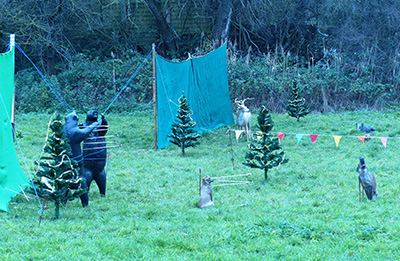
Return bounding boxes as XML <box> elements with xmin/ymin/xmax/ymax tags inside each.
<box><xmin>168</xmin><ymin>91</ymin><xmax>200</xmax><ymax>156</ymax></box>
<box><xmin>287</xmin><ymin>81</ymin><xmax>310</xmax><ymax>122</ymax></box>
<box><xmin>243</xmin><ymin>105</ymin><xmax>288</xmax><ymax>180</ymax></box>
<box><xmin>31</xmin><ymin>112</ymin><xmax>87</xmax><ymax>220</ymax></box>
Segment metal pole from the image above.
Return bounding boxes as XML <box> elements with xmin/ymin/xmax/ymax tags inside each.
<box><xmin>152</xmin><ymin>43</ymin><xmax>158</xmax><ymax>150</ymax></box>
<box><xmin>229</xmin><ymin>129</ymin><xmax>234</xmax><ymax>170</ymax></box>
<box><xmin>199</xmin><ymin>168</ymin><xmax>202</xmax><ymax>196</ymax></box>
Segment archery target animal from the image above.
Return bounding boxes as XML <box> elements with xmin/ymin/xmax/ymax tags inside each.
<box><xmin>64</xmin><ymin>110</ymin><xmax>99</xmax><ymax>207</ymax></box>
<box><xmin>199</xmin><ymin>176</ymin><xmax>214</xmax><ymax>208</ymax></box>
<box><xmin>82</xmin><ymin>109</ymin><xmax>108</xmax><ymax>197</ymax></box>
<box><xmin>356</xmin><ymin>156</ymin><xmax>378</xmax><ymax>201</ymax></box>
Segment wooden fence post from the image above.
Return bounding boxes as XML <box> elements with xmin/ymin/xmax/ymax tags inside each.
<box><xmin>152</xmin><ymin>43</ymin><xmax>158</xmax><ymax>150</ymax></box>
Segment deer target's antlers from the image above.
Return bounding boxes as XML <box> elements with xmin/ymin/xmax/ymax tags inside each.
<box><xmin>234</xmin><ymin>98</ymin><xmax>242</xmax><ymax>106</ymax></box>
<box><xmin>234</xmin><ymin>97</ymin><xmax>254</xmax><ymax>107</ymax></box>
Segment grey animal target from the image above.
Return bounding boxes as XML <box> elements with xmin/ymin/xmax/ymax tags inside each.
<box><xmin>356</xmin><ymin>123</ymin><xmax>376</xmax><ymax>133</ymax></box>
<box><xmin>63</xmin><ymin>110</ymin><xmax>99</xmax><ymax>207</ymax></box>
<box><xmin>82</xmin><ymin>109</ymin><xmax>108</xmax><ymax>197</ymax></box>
<box><xmin>199</xmin><ymin>176</ymin><xmax>214</xmax><ymax>208</ymax></box>
<box><xmin>356</xmin><ymin>156</ymin><xmax>378</xmax><ymax>201</ymax></box>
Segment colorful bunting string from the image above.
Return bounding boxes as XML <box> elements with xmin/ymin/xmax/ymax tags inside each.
<box><xmin>229</xmin><ymin>129</ymin><xmax>393</xmax><ymax>148</ymax></box>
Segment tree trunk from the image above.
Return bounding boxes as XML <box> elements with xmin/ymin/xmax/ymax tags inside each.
<box><xmin>144</xmin><ymin>0</ymin><xmax>178</xmax><ymax>57</ymax></box>
<box><xmin>52</xmin><ymin>202</ymin><xmax>60</xmax><ymax>221</ymax></box>
<box><xmin>181</xmin><ymin>140</ymin><xmax>185</xmax><ymax>157</ymax></box>
<box><xmin>46</xmin><ymin>47</ymin><xmax>56</xmax><ymax>75</ymax></box>
<box><xmin>212</xmin><ymin>0</ymin><xmax>233</xmax><ymax>49</ymax></box>
<box><xmin>121</xmin><ymin>0</ymin><xmax>127</xmax><ymax>36</ymax></box>
<box><xmin>321</xmin><ymin>85</ymin><xmax>330</xmax><ymax>112</ymax></box>
<box><xmin>264</xmin><ymin>169</ymin><xmax>268</xmax><ymax>180</ymax></box>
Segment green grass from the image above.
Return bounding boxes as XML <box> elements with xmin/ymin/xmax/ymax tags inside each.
<box><xmin>2</xmin><ymin>110</ymin><xmax>400</xmax><ymax>260</ymax></box>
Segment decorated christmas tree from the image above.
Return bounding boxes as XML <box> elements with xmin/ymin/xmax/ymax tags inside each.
<box><xmin>168</xmin><ymin>91</ymin><xmax>200</xmax><ymax>156</ymax></box>
<box><xmin>287</xmin><ymin>80</ymin><xmax>310</xmax><ymax>122</ymax></box>
<box><xmin>31</xmin><ymin>112</ymin><xmax>87</xmax><ymax>220</ymax></box>
<box><xmin>243</xmin><ymin>105</ymin><xmax>288</xmax><ymax>180</ymax></box>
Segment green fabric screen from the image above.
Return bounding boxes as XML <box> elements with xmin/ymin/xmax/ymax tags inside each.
<box><xmin>0</xmin><ymin>46</ymin><xmax>29</xmax><ymax>212</ymax></box>
<box><xmin>156</xmin><ymin>43</ymin><xmax>234</xmax><ymax>150</ymax></box>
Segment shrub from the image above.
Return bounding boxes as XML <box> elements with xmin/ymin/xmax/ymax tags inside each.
<box><xmin>228</xmin><ymin>49</ymin><xmax>398</xmax><ymax>112</ymax></box>
<box><xmin>14</xmin><ymin>47</ymin><xmax>399</xmax><ymax>113</ymax></box>
<box><xmin>15</xmin><ymin>51</ymin><xmax>152</xmax><ymax>113</ymax></box>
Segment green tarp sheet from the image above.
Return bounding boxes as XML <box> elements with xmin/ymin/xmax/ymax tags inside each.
<box><xmin>0</xmin><ymin>46</ymin><xmax>29</xmax><ymax>212</ymax></box>
<box><xmin>156</xmin><ymin>43</ymin><xmax>234</xmax><ymax>150</ymax></box>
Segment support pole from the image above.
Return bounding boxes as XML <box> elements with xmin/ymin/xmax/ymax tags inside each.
<box><xmin>229</xmin><ymin>129</ymin><xmax>234</xmax><ymax>170</ymax></box>
<box><xmin>11</xmin><ymin>90</ymin><xmax>15</xmax><ymax>138</ymax></box>
<box><xmin>199</xmin><ymin>168</ymin><xmax>202</xmax><ymax>196</ymax></box>
<box><xmin>10</xmin><ymin>34</ymin><xmax>15</xmax><ymax>50</ymax></box>
<box><xmin>10</xmin><ymin>34</ymin><xmax>15</xmax><ymax>141</ymax></box>
<box><xmin>152</xmin><ymin>43</ymin><xmax>158</xmax><ymax>150</ymax></box>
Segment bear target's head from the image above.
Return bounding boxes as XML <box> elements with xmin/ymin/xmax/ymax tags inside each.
<box><xmin>86</xmin><ymin>109</ymin><xmax>99</xmax><ymax>122</ymax></box>
<box><xmin>65</xmin><ymin>110</ymin><xmax>79</xmax><ymax>124</ymax></box>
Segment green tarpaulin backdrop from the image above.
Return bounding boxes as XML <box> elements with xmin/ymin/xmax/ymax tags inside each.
<box><xmin>156</xmin><ymin>43</ymin><xmax>234</xmax><ymax>150</ymax></box>
<box><xmin>0</xmin><ymin>46</ymin><xmax>29</xmax><ymax>212</ymax></box>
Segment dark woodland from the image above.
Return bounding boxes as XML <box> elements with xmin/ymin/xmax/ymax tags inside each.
<box><xmin>1</xmin><ymin>0</ymin><xmax>400</xmax><ymax>112</ymax></box>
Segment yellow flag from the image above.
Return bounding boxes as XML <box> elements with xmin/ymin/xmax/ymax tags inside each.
<box><xmin>333</xmin><ymin>136</ymin><xmax>342</xmax><ymax>147</ymax></box>
<box><xmin>235</xmin><ymin>130</ymin><xmax>244</xmax><ymax>141</ymax></box>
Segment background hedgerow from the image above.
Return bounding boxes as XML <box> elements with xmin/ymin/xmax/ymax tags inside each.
<box><xmin>15</xmin><ymin>51</ymin><xmax>153</xmax><ymax>113</ymax></box>
<box><xmin>14</xmin><ymin>47</ymin><xmax>400</xmax><ymax>114</ymax></box>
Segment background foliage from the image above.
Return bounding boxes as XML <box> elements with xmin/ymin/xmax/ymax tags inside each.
<box><xmin>13</xmin><ymin>45</ymin><xmax>398</xmax><ymax>113</ymax></box>
<box><xmin>1</xmin><ymin>0</ymin><xmax>400</xmax><ymax>113</ymax></box>
<box><xmin>15</xmin><ymin>51</ymin><xmax>153</xmax><ymax>113</ymax></box>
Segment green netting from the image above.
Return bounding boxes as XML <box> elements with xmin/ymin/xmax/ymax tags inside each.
<box><xmin>156</xmin><ymin>43</ymin><xmax>234</xmax><ymax>150</ymax></box>
<box><xmin>0</xmin><ymin>46</ymin><xmax>29</xmax><ymax>212</ymax></box>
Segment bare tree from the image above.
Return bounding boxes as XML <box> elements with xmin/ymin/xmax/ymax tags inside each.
<box><xmin>212</xmin><ymin>0</ymin><xmax>233</xmax><ymax>49</ymax></box>
<box><xmin>143</xmin><ymin>0</ymin><xmax>178</xmax><ymax>56</ymax></box>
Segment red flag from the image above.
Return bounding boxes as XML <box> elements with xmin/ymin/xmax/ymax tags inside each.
<box><xmin>357</xmin><ymin>136</ymin><xmax>365</xmax><ymax>144</ymax></box>
<box><xmin>310</xmin><ymin>134</ymin><xmax>318</xmax><ymax>144</ymax></box>
<box><xmin>277</xmin><ymin>132</ymin><xmax>286</xmax><ymax>140</ymax></box>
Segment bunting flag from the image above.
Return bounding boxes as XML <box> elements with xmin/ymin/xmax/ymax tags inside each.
<box><xmin>333</xmin><ymin>136</ymin><xmax>342</xmax><ymax>147</ymax></box>
<box><xmin>380</xmin><ymin>137</ymin><xmax>387</xmax><ymax>148</ymax></box>
<box><xmin>296</xmin><ymin>134</ymin><xmax>305</xmax><ymax>144</ymax></box>
<box><xmin>310</xmin><ymin>134</ymin><xmax>318</xmax><ymax>144</ymax></box>
<box><xmin>236</xmin><ymin>131</ymin><xmax>393</xmax><ymax>149</ymax></box>
<box><xmin>235</xmin><ymin>130</ymin><xmax>244</xmax><ymax>141</ymax></box>
<box><xmin>277</xmin><ymin>132</ymin><xmax>286</xmax><ymax>140</ymax></box>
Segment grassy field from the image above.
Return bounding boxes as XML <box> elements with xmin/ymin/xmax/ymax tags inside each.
<box><xmin>1</xmin><ymin>110</ymin><xmax>400</xmax><ymax>260</ymax></box>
